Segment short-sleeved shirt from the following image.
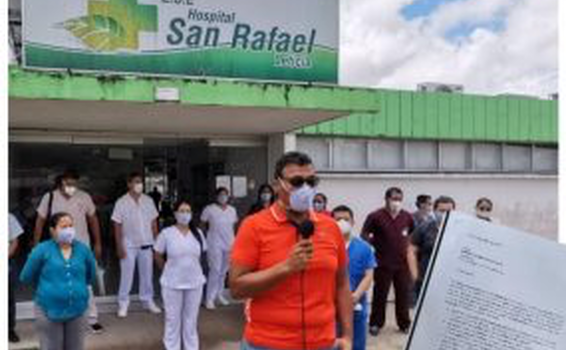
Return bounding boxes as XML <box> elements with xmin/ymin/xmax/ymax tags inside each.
<box><xmin>19</xmin><ymin>239</ymin><xmax>96</xmax><ymax>322</ymax></box>
<box><xmin>37</xmin><ymin>189</ymin><xmax>96</xmax><ymax>246</ymax></box>
<box><xmin>347</xmin><ymin>237</ymin><xmax>377</xmax><ymax>309</ymax></box>
<box><xmin>154</xmin><ymin>225</ymin><xmax>207</xmax><ymax>290</ymax></box>
<box><xmin>361</xmin><ymin>208</ymin><xmax>414</xmax><ymax>269</ymax></box>
<box><xmin>231</xmin><ymin>204</ymin><xmax>348</xmax><ymax>350</ymax></box>
<box><xmin>111</xmin><ymin>193</ymin><xmax>159</xmax><ymax>248</ymax></box>
<box><xmin>9</xmin><ymin>213</ymin><xmax>24</xmax><ymax>242</ymax></box>
<box><xmin>201</xmin><ymin>204</ymin><xmax>238</xmax><ymax>251</ymax></box>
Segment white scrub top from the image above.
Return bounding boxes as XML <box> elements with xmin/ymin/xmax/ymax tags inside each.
<box><xmin>154</xmin><ymin>226</ymin><xmax>207</xmax><ymax>290</ymax></box>
<box><xmin>111</xmin><ymin>193</ymin><xmax>159</xmax><ymax>248</ymax></box>
<box><xmin>200</xmin><ymin>204</ymin><xmax>238</xmax><ymax>251</ymax></box>
<box><xmin>9</xmin><ymin>213</ymin><xmax>24</xmax><ymax>242</ymax></box>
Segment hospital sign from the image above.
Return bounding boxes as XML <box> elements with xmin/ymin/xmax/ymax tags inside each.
<box><xmin>23</xmin><ymin>0</ymin><xmax>339</xmax><ymax>83</ymax></box>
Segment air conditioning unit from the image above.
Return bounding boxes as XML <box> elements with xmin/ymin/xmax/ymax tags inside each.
<box><xmin>548</xmin><ymin>93</ymin><xmax>558</xmax><ymax>101</ymax></box>
<box><xmin>417</xmin><ymin>82</ymin><xmax>464</xmax><ymax>93</ymax></box>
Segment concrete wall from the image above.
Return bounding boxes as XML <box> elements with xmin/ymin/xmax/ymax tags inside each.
<box><xmin>317</xmin><ymin>173</ymin><xmax>558</xmax><ymax>241</ymax></box>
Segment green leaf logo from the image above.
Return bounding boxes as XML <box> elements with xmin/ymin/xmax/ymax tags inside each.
<box><xmin>60</xmin><ymin>15</ymin><xmax>126</xmax><ymax>51</ymax></box>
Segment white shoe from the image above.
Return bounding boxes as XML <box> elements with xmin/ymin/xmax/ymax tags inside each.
<box><xmin>217</xmin><ymin>294</ymin><xmax>230</xmax><ymax>306</ymax></box>
<box><xmin>204</xmin><ymin>301</ymin><xmax>216</xmax><ymax>310</ymax></box>
<box><xmin>145</xmin><ymin>301</ymin><xmax>162</xmax><ymax>314</ymax></box>
<box><xmin>117</xmin><ymin>305</ymin><xmax>128</xmax><ymax>318</ymax></box>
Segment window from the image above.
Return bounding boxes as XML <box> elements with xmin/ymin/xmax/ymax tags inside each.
<box><xmin>296</xmin><ymin>137</ymin><xmax>330</xmax><ymax>170</ymax></box>
<box><xmin>369</xmin><ymin>140</ymin><xmax>404</xmax><ymax>170</ymax></box>
<box><xmin>503</xmin><ymin>145</ymin><xmax>531</xmax><ymax>172</ymax></box>
<box><xmin>474</xmin><ymin>143</ymin><xmax>502</xmax><ymax>171</ymax></box>
<box><xmin>533</xmin><ymin>146</ymin><xmax>558</xmax><ymax>173</ymax></box>
<box><xmin>440</xmin><ymin>142</ymin><xmax>471</xmax><ymax>170</ymax></box>
<box><xmin>333</xmin><ymin>139</ymin><xmax>367</xmax><ymax>170</ymax></box>
<box><xmin>406</xmin><ymin>141</ymin><xmax>438</xmax><ymax>170</ymax></box>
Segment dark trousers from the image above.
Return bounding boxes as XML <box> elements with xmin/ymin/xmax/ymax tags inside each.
<box><xmin>9</xmin><ymin>260</ymin><xmax>16</xmax><ymax>333</ymax></box>
<box><xmin>369</xmin><ymin>266</ymin><xmax>412</xmax><ymax>330</ymax></box>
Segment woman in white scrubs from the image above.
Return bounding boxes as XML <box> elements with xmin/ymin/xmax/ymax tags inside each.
<box><xmin>154</xmin><ymin>200</ymin><xmax>206</xmax><ymax>350</ymax></box>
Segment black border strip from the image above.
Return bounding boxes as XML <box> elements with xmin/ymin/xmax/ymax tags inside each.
<box><xmin>404</xmin><ymin>210</ymin><xmax>452</xmax><ymax>350</ymax></box>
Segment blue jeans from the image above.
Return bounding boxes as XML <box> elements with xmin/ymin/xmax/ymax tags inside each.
<box><xmin>241</xmin><ymin>340</ymin><xmax>336</xmax><ymax>350</ymax></box>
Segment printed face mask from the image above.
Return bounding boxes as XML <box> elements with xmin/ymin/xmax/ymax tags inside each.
<box><xmin>289</xmin><ymin>185</ymin><xmax>316</xmax><ymax>213</ymax></box>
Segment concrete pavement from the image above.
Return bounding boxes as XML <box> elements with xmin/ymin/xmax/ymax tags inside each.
<box><xmin>9</xmin><ymin>302</ymin><xmax>411</xmax><ymax>350</ymax></box>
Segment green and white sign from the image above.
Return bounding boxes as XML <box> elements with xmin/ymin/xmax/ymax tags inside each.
<box><xmin>23</xmin><ymin>0</ymin><xmax>338</xmax><ymax>83</ymax></box>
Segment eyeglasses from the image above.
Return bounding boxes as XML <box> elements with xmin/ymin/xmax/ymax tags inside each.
<box><xmin>282</xmin><ymin>175</ymin><xmax>320</xmax><ymax>188</ymax></box>
<box><xmin>478</xmin><ymin>206</ymin><xmax>492</xmax><ymax>212</ymax></box>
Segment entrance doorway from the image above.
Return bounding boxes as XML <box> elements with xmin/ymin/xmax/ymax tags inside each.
<box><xmin>9</xmin><ymin>138</ymin><xmax>268</xmax><ymax>305</ymax></box>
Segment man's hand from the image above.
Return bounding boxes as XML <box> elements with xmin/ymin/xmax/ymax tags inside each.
<box><xmin>335</xmin><ymin>337</ymin><xmax>352</xmax><ymax>350</ymax></box>
<box><xmin>283</xmin><ymin>239</ymin><xmax>313</xmax><ymax>274</ymax></box>
<box><xmin>352</xmin><ymin>291</ymin><xmax>361</xmax><ymax>306</ymax></box>
<box><xmin>117</xmin><ymin>245</ymin><xmax>127</xmax><ymax>260</ymax></box>
<box><xmin>94</xmin><ymin>242</ymin><xmax>102</xmax><ymax>260</ymax></box>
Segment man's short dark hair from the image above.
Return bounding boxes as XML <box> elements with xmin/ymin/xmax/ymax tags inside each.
<box><xmin>332</xmin><ymin>205</ymin><xmax>354</xmax><ymax>220</ymax></box>
<box><xmin>385</xmin><ymin>187</ymin><xmax>403</xmax><ymax>199</ymax></box>
<box><xmin>274</xmin><ymin>152</ymin><xmax>313</xmax><ymax>179</ymax></box>
<box><xmin>128</xmin><ymin>172</ymin><xmax>143</xmax><ymax>182</ymax></box>
<box><xmin>215</xmin><ymin>187</ymin><xmax>229</xmax><ymax>196</ymax></box>
<box><xmin>416</xmin><ymin>194</ymin><xmax>432</xmax><ymax>206</ymax></box>
<box><xmin>434</xmin><ymin>196</ymin><xmax>456</xmax><ymax>210</ymax></box>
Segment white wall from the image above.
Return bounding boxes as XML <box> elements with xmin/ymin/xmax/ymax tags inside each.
<box><xmin>318</xmin><ymin>173</ymin><xmax>558</xmax><ymax>240</ymax></box>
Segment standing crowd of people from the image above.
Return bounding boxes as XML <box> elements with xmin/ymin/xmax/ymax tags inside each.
<box><xmin>8</xmin><ymin>152</ymin><xmax>496</xmax><ymax>350</ymax></box>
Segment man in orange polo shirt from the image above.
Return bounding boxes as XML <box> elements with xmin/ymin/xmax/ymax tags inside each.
<box><xmin>230</xmin><ymin>152</ymin><xmax>353</xmax><ymax>350</ymax></box>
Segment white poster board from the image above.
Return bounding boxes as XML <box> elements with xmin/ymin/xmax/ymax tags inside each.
<box><xmin>406</xmin><ymin>212</ymin><xmax>566</xmax><ymax>350</ymax></box>
<box><xmin>232</xmin><ymin>176</ymin><xmax>248</xmax><ymax>198</ymax></box>
<box><xmin>215</xmin><ymin>175</ymin><xmax>231</xmax><ymax>192</ymax></box>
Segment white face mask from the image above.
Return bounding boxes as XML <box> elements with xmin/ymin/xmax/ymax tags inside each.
<box><xmin>57</xmin><ymin>227</ymin><xmax>76</xmax><ymax>244</ymax></box>
<box><xmin>64</xmin><ymin>185</ymin><xmax>77</xmax><ymax>197</ymax></box>
<box><xmin>133</xmin><ymin>183</ymin><xmax>144</xmax><ymax>194</ymax></box>
<box><xmin>260</xmin><ymin>192</ymin><xmax>272</xmax><ymax>203</ymax></box>
<box><xmin>337</xmin><ymin>219</ymin><xmax>353</xmax><ymax>236</ymax></box>
<box><xmin>218</xmin><ymin>194</ymin><xmax>229</xmax><ymax>205</ymax></box>
<box><xmin>175</xmin><ymin>212</ymin><xmax>192</xmax><ymax>226</ymax></box>
<box><xmin>389</xmin><ymin>200</ymin><xmax>403</xmax><ymax>212</ymax></box>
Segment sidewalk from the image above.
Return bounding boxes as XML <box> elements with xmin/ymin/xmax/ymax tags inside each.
<box><xmin>9</xmin><ymin>303</ymin><xmax>411</xmax><ymax>350</ymax></box>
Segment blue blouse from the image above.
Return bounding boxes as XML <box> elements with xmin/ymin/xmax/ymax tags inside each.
<box><xmin>20</xmin><ymin>239</ymin><xmax>96</xmax><ymax>322</ymax></box>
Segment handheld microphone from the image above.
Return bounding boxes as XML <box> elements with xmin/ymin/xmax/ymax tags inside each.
<box><xmin>296</xmin><ymin>219</ymin><xmax>315</xmax><ymax>240</ymax></box>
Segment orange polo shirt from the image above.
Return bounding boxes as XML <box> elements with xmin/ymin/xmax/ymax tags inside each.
<box><xmin>231</xmin><ymin>204</ymin><xmax>348</xmax><ymax>350</ymax></box>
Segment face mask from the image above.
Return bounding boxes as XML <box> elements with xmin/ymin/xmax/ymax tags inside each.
<box><xmin>389</xmin><ymin>200</ymin><xmax>402</xmax><ymax>212</ymax></box>
<box><xmin>476</xmin><ymin>210</ymin><xmax>491</xmax><ymax>220</ymax></box>
<box><xmin>218</xmin><ymin>194</ymin><xmax>229</xmax><ymax>205</ymax></box>
<box><xmin>260</xmin><ymin>192</ymin><xmax>272</xmax><ymax>203</ymax></box>
<box><xmin>57</xmin><ymin>227</ymin><xmax>76</xmax><ymax>244</ymax></box>
<box><xmin>289</xmin><ymin>184</ymin><xmax>316</xmax><ymax>213</ymax></box>
<box><xmin>175</xmin><ymin>212</ymin><xmax>192</xmax><ymax>226</ymax></box>
<box><xmin>64</xmin><ymin>185</ymin><xmax>77</xmax><ymax>197</ymax></box>
<box><xmin>133</xmin><ymin>183</ymin><xmax>144</xmax><ymax>194</ymax></box>
<box><xmin>313</xmin><ymin>201</ymin><xmax>326</xmax><ymax>212</ymax></box>
<box><xmin>434</xmin><ymin>211</ymin><xmax>445</xmax><ymax>224</ymax></box>
<box><xmin>337</xmin><ymin>219</ymin><xmax>353</xmax><ymax>235</ymax></box>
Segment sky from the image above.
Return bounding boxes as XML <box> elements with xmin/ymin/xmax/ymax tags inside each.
<box><xmin>339</xmin><ymin>0</ymin><xmax>558</xmax><ymax>97</ymax></box>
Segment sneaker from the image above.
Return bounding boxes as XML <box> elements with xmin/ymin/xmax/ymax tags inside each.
<box><xmin>9</xmin><ymin>330</ymin><xmax>20</xmax><ymax>343</ymax></box>
<box><xmin>204</xmin><ymin>301</ymin><xmax>216</xmax><ymax>310</ymax></box>
<box><xmin>369</xmin><ymin>326</ymin><xmax>380</xmax><ymax>337</ymax></box>
<box><xmin>90</xmin><ymin>323</ymin><xmax>104</xmax><ymax>334</ymax></box>
<box><xmin>117</xmin><ymin>304</ymin><xmax>128</xmax><ymax>318</ymax></box>
<box><xmin>217</xmin><ymin>294</ymin><xmax>231</xmax><ymax>306</ymax></box>
<box><xmin>145</xmin><ymin>300</ymin><xmax>162</xmax><ymax>314</ymax></box>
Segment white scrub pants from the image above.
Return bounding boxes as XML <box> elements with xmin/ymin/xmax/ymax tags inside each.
<box><xmin>162</xmin><ymin>286</ymin><xmax>203</xmax><ymax>350</ymax></box>
<box><xmin>118</xmin><ymin>246</ymin><xmax>154</xmax><ymax>307</ymax></box>
<box><xmin>206</xmin><ymin>246</ymin><xmax>230</xmax><ymax>304</ymax></box>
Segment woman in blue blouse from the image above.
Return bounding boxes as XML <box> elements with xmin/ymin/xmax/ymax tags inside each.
<box><xmin>20</xmin><ymin>212</ymin><xmax>96</xmax><ymax>350</ymax></box>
